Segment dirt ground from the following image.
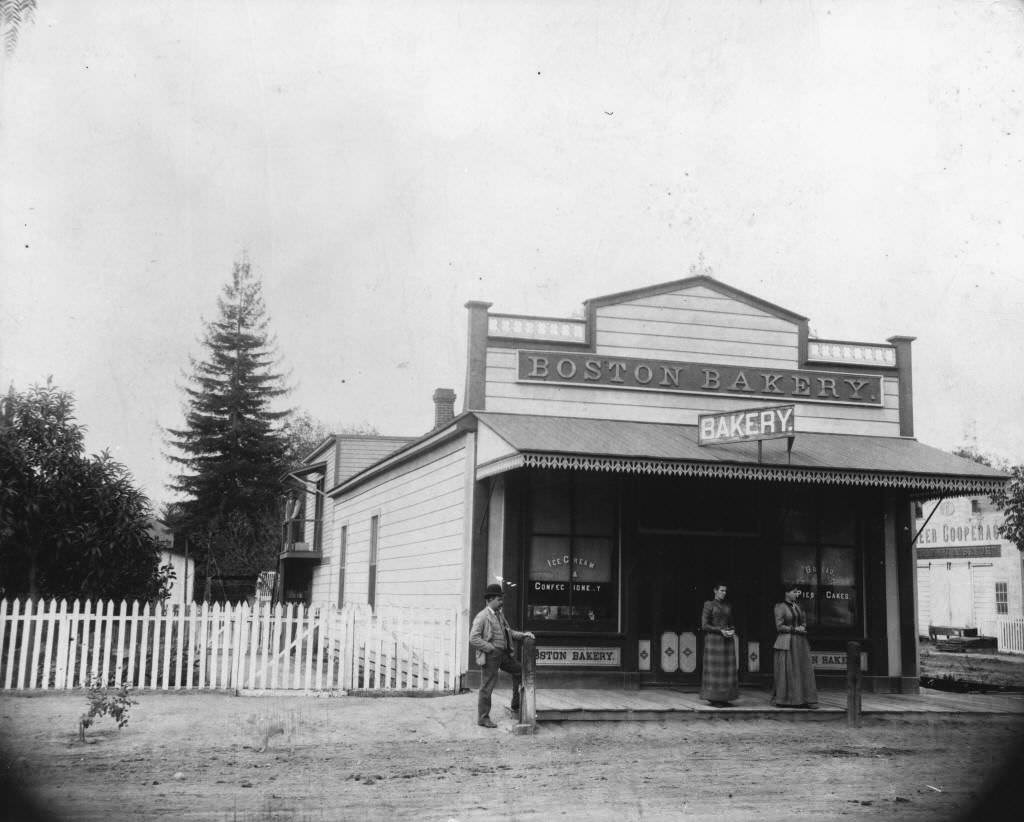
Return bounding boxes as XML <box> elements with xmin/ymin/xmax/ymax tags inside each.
<box><xmin>2</xmin><ymin>685</ymin><xmax>1023</xmax><ymax>822</ymax></box>
<box><xmin>919</xmin><ymin>641</ymin><xmax>1024</xmax><ymax>690</ymax></box>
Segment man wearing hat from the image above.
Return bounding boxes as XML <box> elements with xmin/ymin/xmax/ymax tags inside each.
<box><xmin>469</xmin><ymin>583</ymin><xmax>535</xmax><ymax>728</ymax></box>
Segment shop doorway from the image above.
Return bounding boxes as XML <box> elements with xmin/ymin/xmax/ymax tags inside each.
<box><xmin>634</xmin><ymin>535</ymin><xmax>760</xmax><ymax>685</ymax></box>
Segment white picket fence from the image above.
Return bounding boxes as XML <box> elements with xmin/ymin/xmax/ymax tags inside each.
<box><xmin>993</xmin><ymin>617</ymin><xmax>1024</xmax><ymax>655</ymax></box>
<box><xmin>0</xmin><ymin>598</ymin><xmax>465</xmax><ymax>694</ymax></box>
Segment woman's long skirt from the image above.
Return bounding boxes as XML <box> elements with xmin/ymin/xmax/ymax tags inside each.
<box><xmin>771</xmin><ymin>634</ymin><xmax>818</xmax><ymax>707</ymax></box>
<box><xmin>700</xmin><ymin>634</ymin><xmax>739</xmax><ymax>702</ymax></box>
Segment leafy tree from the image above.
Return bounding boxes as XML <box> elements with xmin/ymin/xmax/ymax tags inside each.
<box><xmin>0</xmin><ymin>379</ymin><xmax>172</xmax><ymax>600</ymax></box>
<box><xmin>282</xmin><ymin>410</ymin><xmax>379</xmax><ymax>468</ymax></box>
<box><xmin>0</xmin><ymin>0</ymin><xmax>36</xmax><ymax>55</ymax></box>
<box><xmin>952</xmin><ymin>445</ymin><xmax>1022</xmax><ymax>554</ymax></box>
<box><xmin>165</xmin><ymin>260</ymin><xmax>290</xmax><ymax>596</ymax></box>
<box><xmin>952</xmin><ymin>446</ymin><xmax>999</xmax><ymax>469</ymax></box>
<box><xmin>992</xmin><ymin>464</ymin><xmax>1024</xmax><ymax>554</ymax></box>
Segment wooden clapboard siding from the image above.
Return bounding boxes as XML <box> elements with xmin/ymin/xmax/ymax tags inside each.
<box><xmin>594</xmin><ymin>320</ymin><xmax>799</xmax><ymax>365</ymax></box>
<box><xmin>482</xmin><ymin>283</ymin><xmax>903</xmax><ymax>437</ymax></box>
<box><xmin>335</xmin><ymin>436</ymin><xmax>415</xmax><ymax>484</ymax></box>
<box><xmin>318</xmin><ymin>438</ymin><xmax>470</xmax><ymax>611</ymax></box>
<box><xmin>309</xmin><ymin>436</ymin><xmax>415</xmax><ymax>605</ymax></box>
<box><xmin>598</xmin><ymin>302</ymin><xmax>798</xmax><ymax>332</ymax></box>
<box><xmin>595</xmin><ymin>287</ymin><xmax>800</xmax><ymax>365</ymax></box>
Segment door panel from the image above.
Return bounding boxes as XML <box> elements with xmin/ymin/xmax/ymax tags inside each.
<box><xmin>636</xmin><ymin>535</ymin><xmax>755</xmax><ymax>682</ymax></box>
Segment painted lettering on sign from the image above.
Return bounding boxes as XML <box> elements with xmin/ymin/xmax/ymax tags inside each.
<box><xmin>517</xmin><ymin>351</ymin><xmax>882</xmax><ymax>406</ymax></box>
<box><xmin>917</xmin><ymin>521</ymin><xmax>1002</xmax><ymax>546</ymax></box>
<box><xmin>532</xmin><ymin>581</ymin><xmax>605</xmax><ymax>593</ymax></box>
<box><xmin>698</xmin><ymin>405</ymin><xmax>795</xmax><ymax>446</ymax></box>
<box><xmin>536</xmin><ymin>647</ymin><xmax>621</xmax><ymax>667</ymax></box>
<box><xmin>810</xmin><ymin>651</ymin><xmax>868</xmax><ymax>670</ymax></box>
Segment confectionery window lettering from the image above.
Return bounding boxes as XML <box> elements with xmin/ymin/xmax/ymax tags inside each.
<box><xmin>780</xmin><ymin>497</ymin><xmax>859</xmax><ymax>630</ymax></box>
<box><xmin>526</xmin><ymin>471</ymin><xmax>617</xmax><ymax>630</ymax></box>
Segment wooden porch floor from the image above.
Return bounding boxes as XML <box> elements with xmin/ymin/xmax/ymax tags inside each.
<box><xmin>516</xmin><ymin>686</ymin><xmax>1024</xmax><ymax>722</ymax></box>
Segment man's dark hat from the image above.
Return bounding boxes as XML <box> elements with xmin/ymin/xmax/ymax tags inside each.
<box><xmin>484</xmin><ymin>583</ymin><xmax>504</xmax><ymax>598</ymax></box>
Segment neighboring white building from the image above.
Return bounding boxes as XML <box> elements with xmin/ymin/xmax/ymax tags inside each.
<box><xmin>915</xmin><ymin>496</ymin><xmax>1023</xmax><ymax>636</ymax></box>
<box><xmin>160</xmin><ymin>547</ymin><xmax>195</xmax><ymax>608</ymax></box>
<box><xmin>148</xmin><ymin>519</ymin><xmax>196</xmax><ymax>607</ymax></box>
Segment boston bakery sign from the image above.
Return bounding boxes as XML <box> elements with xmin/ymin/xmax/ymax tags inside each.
<box><xmin>518</xmin><ymin>350</ymin><xmax>883</xmax><ymax>406</ymax></box>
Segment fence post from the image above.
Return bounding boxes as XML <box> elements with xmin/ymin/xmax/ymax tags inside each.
<box><xmin>513</xmin><ymin>636</ymin><xmax>537</xmax><ymax>735</ymax></box>
<box><xmin>846</xmin><ymin>640</ymin><xmax>862</xmax><ymax>728</ymax></box>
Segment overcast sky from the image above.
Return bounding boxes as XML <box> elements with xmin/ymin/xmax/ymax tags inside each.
<box><xmin>2</xmin><ymin>0</ymin><xmax>1023</xmax><ymax>509</ymax></box>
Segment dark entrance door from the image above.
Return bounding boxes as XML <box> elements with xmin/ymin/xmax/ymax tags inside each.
<box><xmin>635</xmin><ymin>535</ymin><xmax>756</xmax><ymax>684</ymax></box>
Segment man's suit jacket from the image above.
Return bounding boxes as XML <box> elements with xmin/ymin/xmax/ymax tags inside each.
<box><xmin>469</xmin><ymin>606</ymin><xmax>527</xmax><ymax>666</ymax></box>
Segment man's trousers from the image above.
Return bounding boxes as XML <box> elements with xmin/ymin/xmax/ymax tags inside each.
<box><xmin>478</xmin><ymin>650</ymin><xmax>522</xmax><ymax>722</ymax></box>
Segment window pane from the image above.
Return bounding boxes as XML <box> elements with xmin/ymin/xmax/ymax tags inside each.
<box><xmin>571</xmin><ymin>537</ymin><xmax>613</xmax><ymax>583</ymax></box>
<box><xmin>820</xmin><ymin>508</ymin><xmax>856</xmax><ymax>545</ymax></box>
<box><xmin>528</xmin><ymin>536</ymin><xmax>572</xmax><ymax>581</ymax></box>
<box><xmin>782</xmin><ymin>509</ymin><xmax>815</xmax><ymax>543</ymax></box>
<box><xmin>780</xmin><ymin>545</ymin><xmax>819</xmax><ymax>588</ymax></box>
<box><xmin>574</xmin><ymin>474</ymin><xmax>615</xmax><ymax>534</ymax></box>
<box><xmin>780</xmin><ymin>544</ymin><xmax>819</xmax><ymax>626</ymax></box>
<box><xmin>532</xmin><ymin>473</ymin><xmax>571</xmax><ymax>532</ymax></box>
<box><xmin>818</xmin><ymin>546</ymin><xmax>857</xmax><ymax>628</ymax></box>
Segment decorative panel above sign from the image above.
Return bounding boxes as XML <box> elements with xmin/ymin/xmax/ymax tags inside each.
<box><xmin>517</xmin><ymin>350</ymin><xmax>883</xmax><ymax>406</ymax></box>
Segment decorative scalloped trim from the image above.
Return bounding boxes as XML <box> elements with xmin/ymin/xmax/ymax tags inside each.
<box><xmin>517</xmin><ymin>453</ymin><xmax>1003</xmax><ymax>497</ymax></box>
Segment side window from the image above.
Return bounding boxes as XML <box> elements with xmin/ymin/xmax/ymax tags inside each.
<box><xmin>313</xmin><ymin>476</ymin><xmax>325</xmax><ymax>550</ymax></box>
<box><xmin>996</xmin><ymin>582</ymin><xmax>1008</xmax><ymax>615</ymax></box>
<box><xmin>337</xmin><ymin>525</ymin><xmax>348</xmax><ymax>609</ymax></box>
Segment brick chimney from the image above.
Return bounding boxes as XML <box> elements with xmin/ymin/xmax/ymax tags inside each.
<box><xmin>432</xmin><ymin>387</ymin><xmax>456</xmax><ymax>429</ymax></box>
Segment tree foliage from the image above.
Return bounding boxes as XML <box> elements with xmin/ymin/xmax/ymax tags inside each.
<box><xmin>0</xmin><ymin>379</ymin><xmax>172</xmax><ymax>600</ymax></box>
<box><xmin>165</xmin><ymin>260</ymin><xmax>290</xmax><ymax>589</ymax></box>
<box><xmin>952</xmin><ymin>445</ymin><xmax>1023</xmax><ymax>554</ymax></box>
<box><xmin>0</xmin><ymin>0</ymin><xmax>37</xmax><ymax>55</ymax></box>
<box><xmin>282</xmin><ymin>410</ymin><xmax>379</xmax><ymax>469</ymax></box>
<box><xmin>991</xmin><ymin>464</ymin><xmax>1024</xmax><ymax>554</ymax></box>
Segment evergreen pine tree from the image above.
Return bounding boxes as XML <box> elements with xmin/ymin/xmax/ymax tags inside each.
<box><xmin>166</xmin><ymin>260</ymin><xmax>290</xmax><ymax>598</ymax></box>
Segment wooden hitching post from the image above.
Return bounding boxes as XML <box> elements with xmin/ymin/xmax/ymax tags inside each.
<box><xmin>846</xmin><ymin>640</ymin><xmax>862</xmax><ymax>727</ymax></box>
<box><xmin>513</xmin><ymin>636</ymin><xmax>537</xmax><ymax>735</ymax></box>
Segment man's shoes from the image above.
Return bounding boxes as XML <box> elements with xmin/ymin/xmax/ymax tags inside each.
<box><xmin>478</xmin><ymin>718</ymin><xmax>498</xmax><ymax>728</ymax></box>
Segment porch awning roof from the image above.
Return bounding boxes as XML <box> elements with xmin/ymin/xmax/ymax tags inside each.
<box><xmin>473</xmin><ymin>412</ymin><xmax>1007</xmax><ymax>499</ymax></box>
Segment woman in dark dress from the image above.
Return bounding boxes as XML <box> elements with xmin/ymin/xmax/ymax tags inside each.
<box><xmin>700</xmin><ymin>583</ymin><xmax>739</xmax><ymax>706</ymax></box>
<box><xmin>770</xmin><ymin>586</ymin><xmax>818</xmax><ymax>709</ymax></box>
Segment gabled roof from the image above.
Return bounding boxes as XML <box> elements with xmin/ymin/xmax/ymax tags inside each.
<box><xmin>585</xmin><ymin>275</ymin><xmax>808</xmax><ymax>324</ymax></box>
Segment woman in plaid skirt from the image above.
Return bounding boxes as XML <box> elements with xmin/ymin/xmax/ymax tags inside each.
<box><xmin>700</xmin><ymin>584</ymin><xmax>739</xmax><ymax>707</ymax></box>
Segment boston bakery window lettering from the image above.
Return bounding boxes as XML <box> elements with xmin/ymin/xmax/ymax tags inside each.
<box><xmin>526</xmin><ymin>471</ymin><xmax>617</xmax><ymax>630</ymax></box>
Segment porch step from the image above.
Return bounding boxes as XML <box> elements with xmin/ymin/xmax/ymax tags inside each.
<box><xmin>533</xmin><ymin>687</ymin><xmax>1024</xmax><ymax>722</ymax></box>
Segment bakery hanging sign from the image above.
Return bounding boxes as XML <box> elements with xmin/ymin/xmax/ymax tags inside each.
<box><xmin>698</xmin><ymin>404</ymin><xmax>796</xmax><ymax>447</ymax></box>
<box><xmin>517</xmin><ymin>350</ymin><xmax>882</xmax><ymax>406</ymax></box>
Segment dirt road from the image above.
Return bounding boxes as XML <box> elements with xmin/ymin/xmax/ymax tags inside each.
<box><xmin>2</xmin><ymin>689</ymin><xmax>1022</xmax><ymax>821</ymax></box>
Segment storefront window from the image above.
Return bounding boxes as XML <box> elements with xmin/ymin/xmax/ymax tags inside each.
<box><xmin>526</xmin><ymin>472</ymin><xmax>617</xmax><ymax>631</ymax></box>
<box><xmin>780</xmin><ymin>497</ymin><xmax>859</xmax><ymax>630</ymax></box>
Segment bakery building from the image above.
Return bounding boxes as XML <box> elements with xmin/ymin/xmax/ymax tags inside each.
<box><xmin>282</xmin><ymin>276</ymin><xmax>1006</xmax><ymax>694</ymax></box>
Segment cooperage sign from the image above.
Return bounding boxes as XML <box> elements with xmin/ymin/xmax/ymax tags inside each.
<box><xmin>698</xmin><ymin>405</ymin><xmax>796</xmax><ymax>446</ymax></box>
